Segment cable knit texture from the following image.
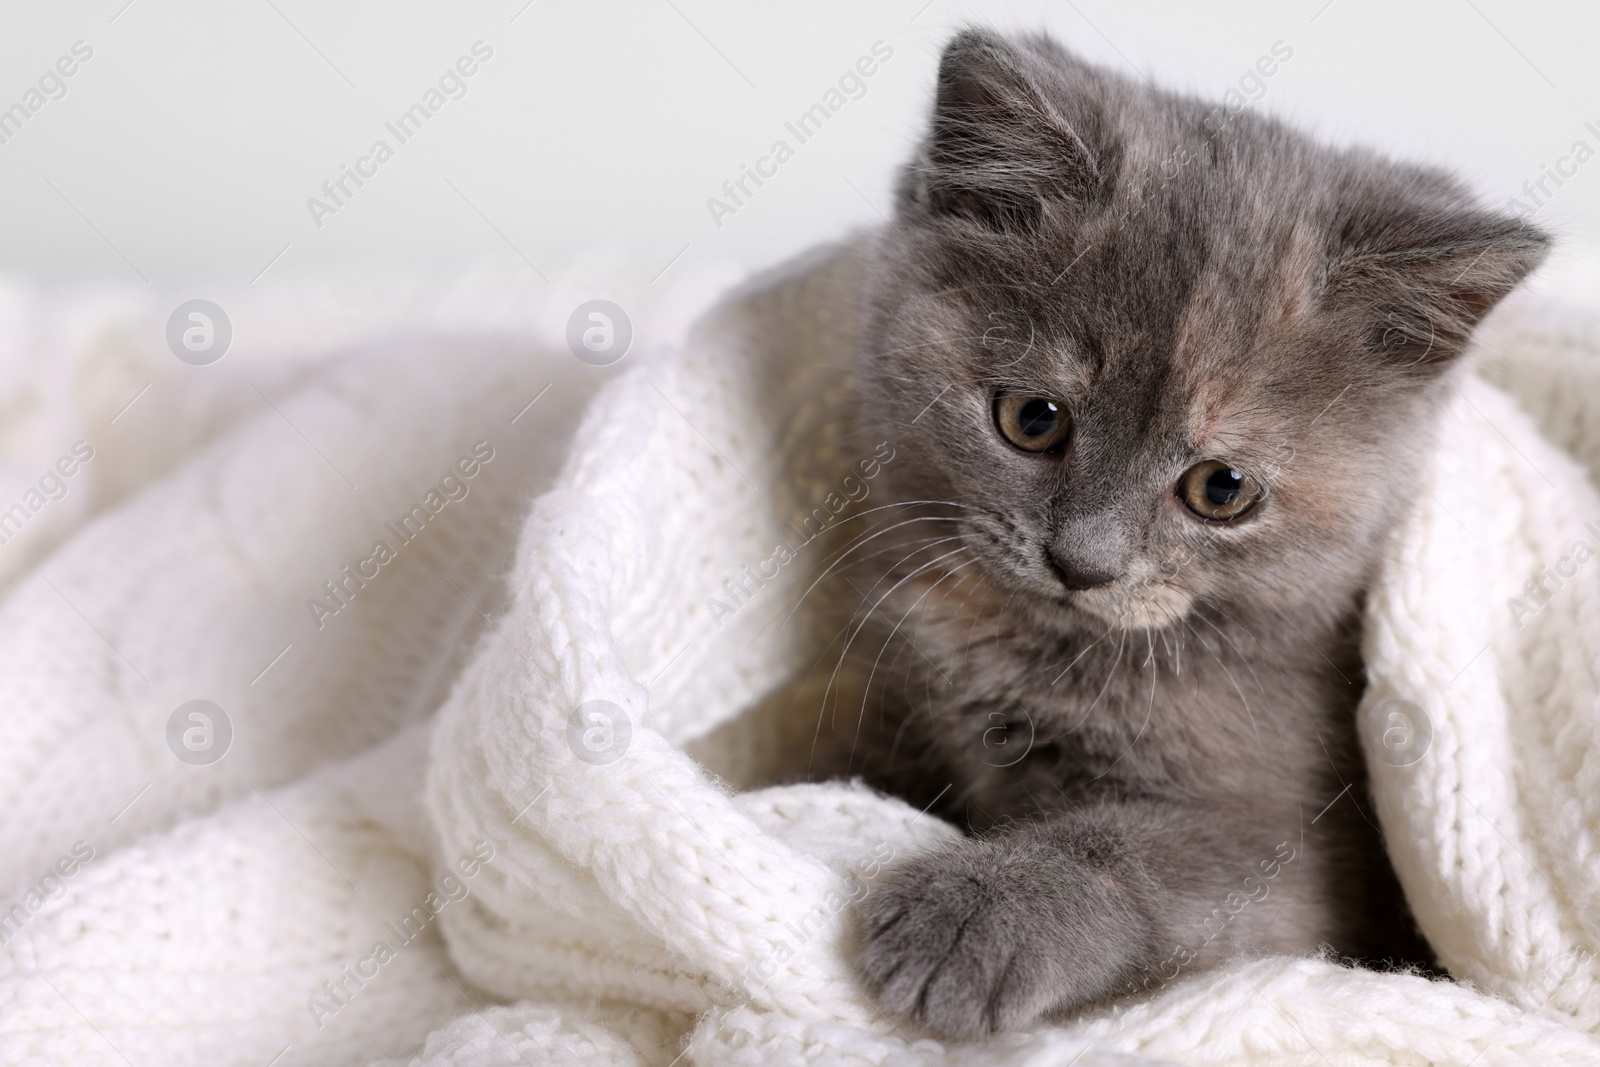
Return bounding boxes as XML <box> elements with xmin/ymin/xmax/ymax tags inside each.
<box><xmin>0</xmin><ymin>242</ymin><xmax>1597</xmax><ymax>1066</ymax></box>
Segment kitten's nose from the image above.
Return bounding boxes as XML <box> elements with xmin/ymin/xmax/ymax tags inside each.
<box><xmin>1047</xmin><ymin>550</ymin><xmax>1118</xmax><ymax>591</ymax></box>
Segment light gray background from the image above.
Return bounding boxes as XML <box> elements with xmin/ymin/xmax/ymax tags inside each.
<box><xmin>1</xmin><ymin>0</ymin><xmax>1595</xmax><ymax>287</ymax></box>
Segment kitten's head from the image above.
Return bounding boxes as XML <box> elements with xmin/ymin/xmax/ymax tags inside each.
<box><xmin>859</xmin><ymin>28</ymin><xmax>1549</xmax><ymax>633</ymax></box>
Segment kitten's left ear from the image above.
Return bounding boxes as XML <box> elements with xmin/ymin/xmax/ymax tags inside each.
<box><xmin>1329</xmin><ymin>194</ymin><xmax>1551</xmax><ymax>368</ymax></box>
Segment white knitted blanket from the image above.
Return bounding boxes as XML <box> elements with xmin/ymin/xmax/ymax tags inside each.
<box><xmin>2</xmin><ymin>241</ymin><xmax>1600</xmax><ymax>1067</ymax></box>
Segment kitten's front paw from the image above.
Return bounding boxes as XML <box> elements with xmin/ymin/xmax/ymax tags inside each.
<box><xmin>852</xmin><ymin>842</ymin><xmax>1080</xmax><ymax>1038</ymax></box>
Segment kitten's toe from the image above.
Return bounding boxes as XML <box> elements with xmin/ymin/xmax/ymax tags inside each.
<box><xmin>852</xmin><ymin>845</ymin><xmax>1062</xmax><ymax>1039</ymax></box>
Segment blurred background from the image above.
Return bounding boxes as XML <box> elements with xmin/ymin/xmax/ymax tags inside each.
<box><xmin>1</xmin><ymin>0</ymin><xmax>1597</xmax><ymax>289</ymax></box>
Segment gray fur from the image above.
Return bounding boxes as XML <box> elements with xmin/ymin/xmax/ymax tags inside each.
<box><xmin>822</xmin><ymin>27</ymin><xmax>1550</xmax><ymax>1039</ymax></box>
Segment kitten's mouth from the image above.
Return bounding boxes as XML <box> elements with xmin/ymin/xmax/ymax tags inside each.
<box><xmin>952</xmin><ymin>525</ymin><xmax>1194</xmax><ymax>632</ymax></box>
<box><xmin>1024</xmin><ymin>555</ymin><xmax>1194</xmax><ymax>631</ymax></box>
<box><xmin>1065</xmin><ymin>582</ymin><xmax>1194</xmax><ymax>631</ymax></box>
<box><xmin>964</xmin><ymin>547</ymin><xmax>1193</xmax><ymax>632</ymax></box>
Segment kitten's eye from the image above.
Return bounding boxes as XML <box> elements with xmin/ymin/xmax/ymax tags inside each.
<box><xmin>994</xmin><ymin>395</ymin><xmax>1071</xmax><ymax>453</ymax></box>
<box><xmin>1178</xmin><ymin>460</ymin><xmax>1262</xmax><ymax>521</ymax></box>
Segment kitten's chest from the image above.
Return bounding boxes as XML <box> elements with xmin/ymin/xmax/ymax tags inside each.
<box><xmin>871</xmin><ymin>582</ymin><xmax>1359</xmax><ymax>819</ymax></box>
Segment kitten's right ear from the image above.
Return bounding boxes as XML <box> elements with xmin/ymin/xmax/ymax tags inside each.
<box><xmin>917</xmin><ymin>29</ymin><xmax>1102</xmax><ymax>233</ymax></box>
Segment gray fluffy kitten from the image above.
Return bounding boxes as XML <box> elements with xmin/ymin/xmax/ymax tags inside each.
<box><xmin>824</xmin><ymin>27</ymin><xmax>1549</xmax><ymax>1038</ymax></box>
